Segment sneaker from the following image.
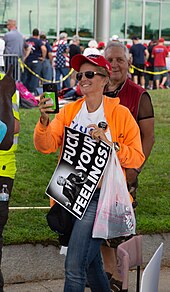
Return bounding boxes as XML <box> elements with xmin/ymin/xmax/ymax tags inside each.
<box><xmin>110</xmin><ymin>277</ymin><xmax>123</xmax><ymax>292</ymax></box>
<box><xmin>159</xmin><ymin>84</ymin><xmax>165</xmax><ymax>89</ymax></box>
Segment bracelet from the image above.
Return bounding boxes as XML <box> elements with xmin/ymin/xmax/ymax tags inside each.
<box><xmin>133</xmin><ymin>168</ymin><xmax>141</xmax><ymax>175</ymax></box>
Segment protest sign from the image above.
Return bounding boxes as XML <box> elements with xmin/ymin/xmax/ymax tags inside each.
<box><xmin>46</xmin><ymin>126</ymin><xmax>111</xmax><ymax>220</ymax></box>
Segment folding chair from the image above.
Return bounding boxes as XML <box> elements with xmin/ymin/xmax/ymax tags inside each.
<box><xmin>117</xmin><ymin>235</ymin><xmax>143</xmax><ymax>292</ymax></box>
<box><xmin>140</xmin><ymin>242</ymin><xmax>163</xmax><ymax>292</ymax></box>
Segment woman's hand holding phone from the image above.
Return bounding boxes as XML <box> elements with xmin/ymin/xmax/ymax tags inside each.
<box><xmin>39</xmin><ymin>93</ymin><xmax>51</xmax><ymax>126</ymax></box>
<box><xmin>39</xmin><ymin>83</ymin><xmax>59</xmax><ymax>126</ymax></box>
<box><xmin>43</xmin><ymin>83</ymin><xmax>59</xmax><ymax>114</ymax></box>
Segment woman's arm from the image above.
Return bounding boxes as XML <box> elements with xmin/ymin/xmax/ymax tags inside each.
<box><xmin>33</xmin><ymin>94</ymin><xmax>65</xmax><ymax>153</ymax></box>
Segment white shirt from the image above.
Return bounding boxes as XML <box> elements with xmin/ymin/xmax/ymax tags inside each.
<box><xmin>70</xmin><ymin>100</ymin><xmax>111</xmax><ymax>141</ymax></box>
<box><xmin>0</xmin><ymin>39</ymin><xmax>5</xmax><ymax>67</ymax></box>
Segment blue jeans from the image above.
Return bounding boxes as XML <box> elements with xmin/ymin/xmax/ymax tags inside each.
<box><xmin>55</xmin><ymin>67</ymin><xmax>70</xmax><ymax>91</ymax></box>
<box><xmin>22</xmin><ymin>60</ymin><xmax>42</xmax><ymax>93</ymax></box>
<box><xmin>64</xmin><ymin>190</ymin><xmax>110</xmax><ymax>292</ymax></box>
<box><xmin>41</xmin><ymin>59</ymin><xmax>52</xmax><ymax>82</ymax></box>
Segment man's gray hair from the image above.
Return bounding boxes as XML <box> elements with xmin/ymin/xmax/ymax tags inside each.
<box><xmin>104</xmin><ymin>41</ymin><xmax>130</xmax><ymax>60</ymax></box>
<box><xmin>59</xmin><ymin>32</ymin><xmax>68</xmax><ymax>39</ymax></box>
<box><xmin>72</xmin><ymin>35</ymin><xmax>80</xmax><ymax>42</ymax></box>
<box><xmin>7</xmin><ymin>19</ymin><xmax>16</xmax><ymax>26</ymax></box>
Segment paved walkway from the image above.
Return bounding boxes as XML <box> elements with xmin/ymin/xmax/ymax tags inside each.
<box><xmin>4</xmin><ymin>267</ymin><xmax>170</xmax><ymax>291</ymax></box>
<box><xmin>2</xmin><ymin>233</ymin><xmax>170</xmax><ymax>291</ymax></box>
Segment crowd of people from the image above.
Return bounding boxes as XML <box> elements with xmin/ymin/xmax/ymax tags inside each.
<box><xmin>129</xmin><ymin>36</ymin><xmax>170</xmax><ymax>90</ymax></box>
<box><xmin>0</xmin><ymin>18</ymin><xmax>165</xmax><ymax>292</ymax></box>
<box><xmin>1</xmin><ymin>19</ymin><xmax>169</xmax><ymax>95</ymax></box>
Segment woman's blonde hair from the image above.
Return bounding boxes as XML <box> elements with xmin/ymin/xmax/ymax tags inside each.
<box><xmin>97</xmin><ymin>66</ymin><xmax>110</xmax><ymax>77</ymax></box>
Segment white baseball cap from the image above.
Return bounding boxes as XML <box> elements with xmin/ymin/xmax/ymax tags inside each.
<box><xmin>88</xmin><ymin>40</ymin><xmax>98</xmax><ymax>48</ymax></box>
<box><xmin>111</xmin><ymin>34</ymin><xmax>119</xmax><ymax>41</ymax></box>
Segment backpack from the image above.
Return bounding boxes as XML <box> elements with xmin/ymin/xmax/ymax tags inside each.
<box><xmin>16</xmin><ymin>81</ymin><xmax>38</xmax><ymax>108</ymax></box>
<box><xmin>0</xmin><ymin>68</ymin><xmax>14</xmax><ymax>150</ymax></box>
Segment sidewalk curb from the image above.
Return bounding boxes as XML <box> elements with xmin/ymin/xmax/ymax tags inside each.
<box><xmin>2</xmin><ymin>233</ymin><xmax>170</xmax><ymax>284</ymax></box>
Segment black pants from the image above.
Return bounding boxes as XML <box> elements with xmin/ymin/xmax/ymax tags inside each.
<box><xmin>0</xmin><ymin>177</ymin><xmax>13</xmax><ymax>292</ymax></box>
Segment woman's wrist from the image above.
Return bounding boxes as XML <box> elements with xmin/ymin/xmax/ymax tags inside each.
<box><xmin>40</xmin><ymin>116</ymin><xmax>49</xmax><ymax>126</ymax></box>
<box><xmin>132</xmin><ymin>168</ymin><xmax>141</xmax><ymax>175</ymax></box>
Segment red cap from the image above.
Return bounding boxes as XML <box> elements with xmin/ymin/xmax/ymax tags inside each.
<box><xmin>159</xmin><ymin>37</ymin><xmax>164</xmax><ymax>43</ymax></box>
<box><xmin>71</xmin><ymin>54</ymin><xmax>112</xmax><ymax>76</ymax></box>
<box><xmin>126</xmin><ymin>44</ymin><xmax>131</xmax><ymax>49</ymax></box>
<box><xmin>97</xmin><ymin>41</ymin><xmax>105</xmax><ymax>49</ymax></box>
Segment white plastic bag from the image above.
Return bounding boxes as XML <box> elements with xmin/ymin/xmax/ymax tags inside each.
<box><xmin>92</xmin><ymin>148</ymin><xmax>136</xmax><ymax>239</ymax></box>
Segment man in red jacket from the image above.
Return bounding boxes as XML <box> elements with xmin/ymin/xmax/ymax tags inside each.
<box><xmin>102</xmin><ymin>41</ymin><xmax>155</xmax><ymax>291</ymax></box>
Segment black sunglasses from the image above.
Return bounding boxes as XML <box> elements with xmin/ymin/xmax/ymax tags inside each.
<box><xmin>76</xmin><ymin>71</ymin><xmax>106</xmax><ymax>81</ymax></box>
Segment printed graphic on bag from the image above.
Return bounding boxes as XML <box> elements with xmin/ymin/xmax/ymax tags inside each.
<box><xmin>92</xmin><ymin>149</ymin><xmax>136</xmax><ymax>239</ymax></box>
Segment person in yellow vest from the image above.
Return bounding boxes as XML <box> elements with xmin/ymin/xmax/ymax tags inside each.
<box><xmin>0</xmin><ymin>71</ymin><xmax>20</xmax><ymax>292</ymax></box>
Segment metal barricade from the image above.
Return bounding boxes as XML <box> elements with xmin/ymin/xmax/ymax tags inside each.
<box><xmin>0</xmin><ymin>54</ymin><xmax>21</xmax><ymax>81</ymax></box>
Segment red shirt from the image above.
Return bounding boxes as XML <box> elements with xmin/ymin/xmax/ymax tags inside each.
<box><xmin>152</xmin><ymin>45</ymin><xmax>168</xmax><ymax>67</ymax></box>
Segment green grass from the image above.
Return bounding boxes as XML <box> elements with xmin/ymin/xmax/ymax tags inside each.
<box><xmin>3</xmin><ymin>90</ymin><xmax>170</xmax><ymax>245</ymax></box>
<box><xmin>137</xmin><ymin>89</ymin><xmax>170</xmax><ymax>233</ymax></box>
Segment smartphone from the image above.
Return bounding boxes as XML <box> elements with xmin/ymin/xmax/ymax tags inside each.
<box><xmin>43</xmin><ymin>83</ymin><xmax>59</xmax><ymax>113</ymax></box>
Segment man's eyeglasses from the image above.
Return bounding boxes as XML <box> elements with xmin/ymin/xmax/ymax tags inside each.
<box><xmin>76</xmin><ymin>71</ymin><xmax>106</xmax><ymax>81</ymax></box>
